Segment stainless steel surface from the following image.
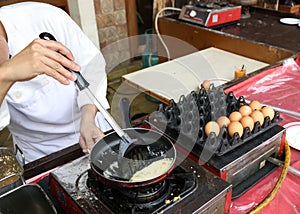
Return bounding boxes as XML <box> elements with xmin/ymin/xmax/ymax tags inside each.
<box><xmin>220</xmin><ymin>126</ymin><xmax>284</xmax><ymax>186</ymax></box>
<box><xmin>0</xmin><ymin>184</ymin><xmax>57</xmax><ymax>214</ymax></box>
<box><xmin>0</xmin><ymin>174</ymin><xmax>24</xmax><ymax>196</ymax></box>
<box><xmin>0</xmin><ymin>147</ymin><xmax>24</xmax><ymax>196</ymax></box>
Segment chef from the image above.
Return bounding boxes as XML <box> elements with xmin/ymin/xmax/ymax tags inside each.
<box><xmin>0</xmin><ymin>2</ymin><xmax>111</xmax><ymax>163</ymax></box>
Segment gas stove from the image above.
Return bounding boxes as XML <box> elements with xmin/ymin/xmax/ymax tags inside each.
<box><xmin>49</xmin><ymin>153</ymin><xmax>231</xmax><ymax>213</ymax></box>
<box><xmin>179</xmin><ymin>3</ymin><xmax>241</xmax><ymax>27</ymax></box>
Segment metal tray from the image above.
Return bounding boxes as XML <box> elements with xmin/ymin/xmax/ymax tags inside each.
<box><xmin>0</xmin><ymin>184</ymin><xmax>57</xmax><ymax>214</ymax></box>
<box><xmin>0</xmin><ymin>147</ymin><xmax>24</xmax><ymax>195</ymax></box>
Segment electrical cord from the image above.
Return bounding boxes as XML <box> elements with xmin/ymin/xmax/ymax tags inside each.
<box><xmin>154</xmin><ymin>7</ymin><xmax>182</xmax><ymax>62</ymax></box>
<box><xmin>248</xmin><ymin>140</ymin><xmax>291</xmax><ymax>214</ymax></box>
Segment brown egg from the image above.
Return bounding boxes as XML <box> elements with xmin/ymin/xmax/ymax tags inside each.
<box><xmin>229</xmin><ymin>111</ymin><xmax>242</xmax><ymax>122</ymax></box>
<box><xmin>201</xmin><ymin>80</ymin><xmax>211</xmax><ymax>90</ymax></box>
<box><xmin>217</xmin><ymin>116</ymin><xmax>230</xmax><ymax>128</ymax></box>
<box><xmin>249</xmin><ymin>100</ymin><xmax>262</xmax><ymax>111</ymax></box>
<box><xmin>261</xmin><ymin>106</ymin><xmax>275</xmax><ymax>120</ymax></box>
<box><xmin>240</xmin><ymin>116</ymin><xmax>254</xmax><ymax>132</ymax></box>
<box><xmin>228</xmin><ymin>121</ymin><xmax>244</xmax><ymax>138</ymax></box>
<box><xmin>250</xmin><ymin>110</ymin><xmax>264</xmax><ymax>126</ymax></box>
<box><xmin>205</xmin><ymin>121</ymin><xmax>220</xmax><ymax>136</ymax></box>
<box><xmin>239</xmin><ymin>105</ymin><xmax>252</xmax><ymax>117</ymax></box>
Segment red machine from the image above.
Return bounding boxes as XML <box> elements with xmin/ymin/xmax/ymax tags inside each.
<box><xmin>179</xmin><ymin>4</ymin><xmax>241</xmax><ymax>27</ymax></box>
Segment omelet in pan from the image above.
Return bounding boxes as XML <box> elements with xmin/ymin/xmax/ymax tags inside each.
<box><xmin>130</xmin><ymin>158</ymin><xmax>173</xmax><ymax>182</ymax></box>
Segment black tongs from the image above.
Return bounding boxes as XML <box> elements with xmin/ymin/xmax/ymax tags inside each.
<box><xmin>39</xmin><ymin>32</ymin><xmax>137</xmax><ymax>156</ymax></box>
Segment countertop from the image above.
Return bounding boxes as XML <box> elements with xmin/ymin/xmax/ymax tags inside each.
<box><xmin>158</xmin><ymin>7</ymin><xmax>299</xmax><ymax>64</ymax></box>
<box><xmin>216</xmin><ymin>7</ymin><xmax>300</xmax><ymax>53</ymax></box>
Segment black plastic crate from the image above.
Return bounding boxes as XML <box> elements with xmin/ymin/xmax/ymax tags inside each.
<box><xmin>150</xmin><ymin>85</ymin><xmax>282</xmax><ymax>156</ymax></box>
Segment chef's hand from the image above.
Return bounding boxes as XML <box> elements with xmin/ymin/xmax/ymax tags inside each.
<box><xmin>79</xmin><ymin>104</ymin><xmax>105</xmax><ymax>153</ymax></box>
<box><xmin>0</xmin><ymin>38</ymin><xmax>80</xmax><ymax>85</ymax></box>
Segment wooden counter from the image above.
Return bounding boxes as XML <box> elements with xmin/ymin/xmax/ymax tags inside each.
<box><xmin>157</xmin><ymin>7</ymin><xmax>299</xmax><ymax>64</ymax></box>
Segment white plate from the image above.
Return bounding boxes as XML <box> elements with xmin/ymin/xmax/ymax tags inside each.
<box><xmin>209</xmin><ymin>78</ymin><xmax>229</xmax><ymax>87</ymax></box>
<box><xmin>280</xmin><ymin>18</ymin><xmax>299</xmax><ymax>25</ymax></box>
<box><xmin>284</xmin><ymin>122</ymin><xmax>300</xmax><ymax>150</ymax></box>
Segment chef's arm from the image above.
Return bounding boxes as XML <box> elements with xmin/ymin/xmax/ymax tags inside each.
<box><xmin>79</xmin><ymin>104</ymin><xmax>105</xmax><ymax>153</ymax></box>
<box><xmin>81</xmin><ymin>104</ymin><xmax>98</xmax><ymax>119</ymax></box>
<box><xmin>0</xmin><ymin>21</ymin><xmax>80</xmax><ymax>91</ymax></box>
<box><xmin>0</xmin><ymin>38</ymin><xmax>80</xmax><ymax>130</ymax></box>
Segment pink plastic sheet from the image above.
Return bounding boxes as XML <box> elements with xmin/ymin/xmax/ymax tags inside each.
<box><xmin>225</xmin><ymin>58</ymin><xmax>300</xmax><ymax>125</ymax></box>
<box><xmin>225</xmin><ymin>58</ymin><xmax>300</xmax><ymax>213</ymax></box>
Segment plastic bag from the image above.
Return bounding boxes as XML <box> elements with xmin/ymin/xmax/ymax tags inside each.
<box><xmin>282</xmin><ymin>57</ymin><xmax>300</xmax><ymax>72</ymax></box>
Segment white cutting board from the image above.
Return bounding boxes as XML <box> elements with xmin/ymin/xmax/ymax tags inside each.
<box><xmin>122</xmin><ymin>47</ymin><xmax>268</xmax><ymax>103</ymax></box>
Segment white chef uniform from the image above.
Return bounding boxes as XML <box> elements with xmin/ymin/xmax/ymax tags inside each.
<box><xmin>0</xmin><ymin>2</ymin><xmax>111</xmax><ymax>163</ymax></box>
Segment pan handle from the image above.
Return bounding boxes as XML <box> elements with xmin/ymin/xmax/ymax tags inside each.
<box><xmin>14</xmin><ymin>144</ymin><xmax>25</xmax><ymax>167</ymax></box>
<box><xmin>39</xmin><ymin>32</ymin><xmax>90</xmax><ymax>91</ymax></box>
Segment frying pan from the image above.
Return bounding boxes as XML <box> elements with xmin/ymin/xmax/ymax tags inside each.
<box><xmin>89</xmin><ymin>128</ymin><xmax>176</xmax><ymax>188</ymax></box>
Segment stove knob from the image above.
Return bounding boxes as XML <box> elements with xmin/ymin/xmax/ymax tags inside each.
<box><xmin>190</xmin><ymin>10</ymin><xmax>197</xmax><ymax>17</ymax></box>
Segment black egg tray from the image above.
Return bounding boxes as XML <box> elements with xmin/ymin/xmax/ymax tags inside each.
<box><xmin>150</xmin><ymin>86</ymin><xmax>282</xmax><ymax>156</ymax></box>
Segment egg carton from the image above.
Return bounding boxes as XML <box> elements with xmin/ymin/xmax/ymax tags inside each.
<box><xmin>150</xmin><ymin>86</ymin><xmax>282</xmax><ymax>156</ymax></box>
<box><xmin>200</xmin><ymin>109</ymin><xmax>281</xmax><ymax>156</ymax></box>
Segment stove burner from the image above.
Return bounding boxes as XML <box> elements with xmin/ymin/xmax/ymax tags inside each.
<box><xmin>51</xmin><ymin>155</ymin><xmax>232</xmax><ymax>214</ymax></box>
<box><xmin>117</xmin><ymin>181</ymin><xmax>169</xmax><ymax>203</ymax></box>
<box><xmin>87</xmin><ymin>170</ymin><xmax>170</xmax><ymax>205</ymax></box>
<box><xmin>76</xmin><ymin>167</ymin><xmax>196</xmax><ymax>213</ymax></box>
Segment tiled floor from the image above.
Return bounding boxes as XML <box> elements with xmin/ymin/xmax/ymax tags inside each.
<box><xmin>0</xmin><ymin>60</ymin><xmax>159</xmax><ymax>148</ymax></box>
